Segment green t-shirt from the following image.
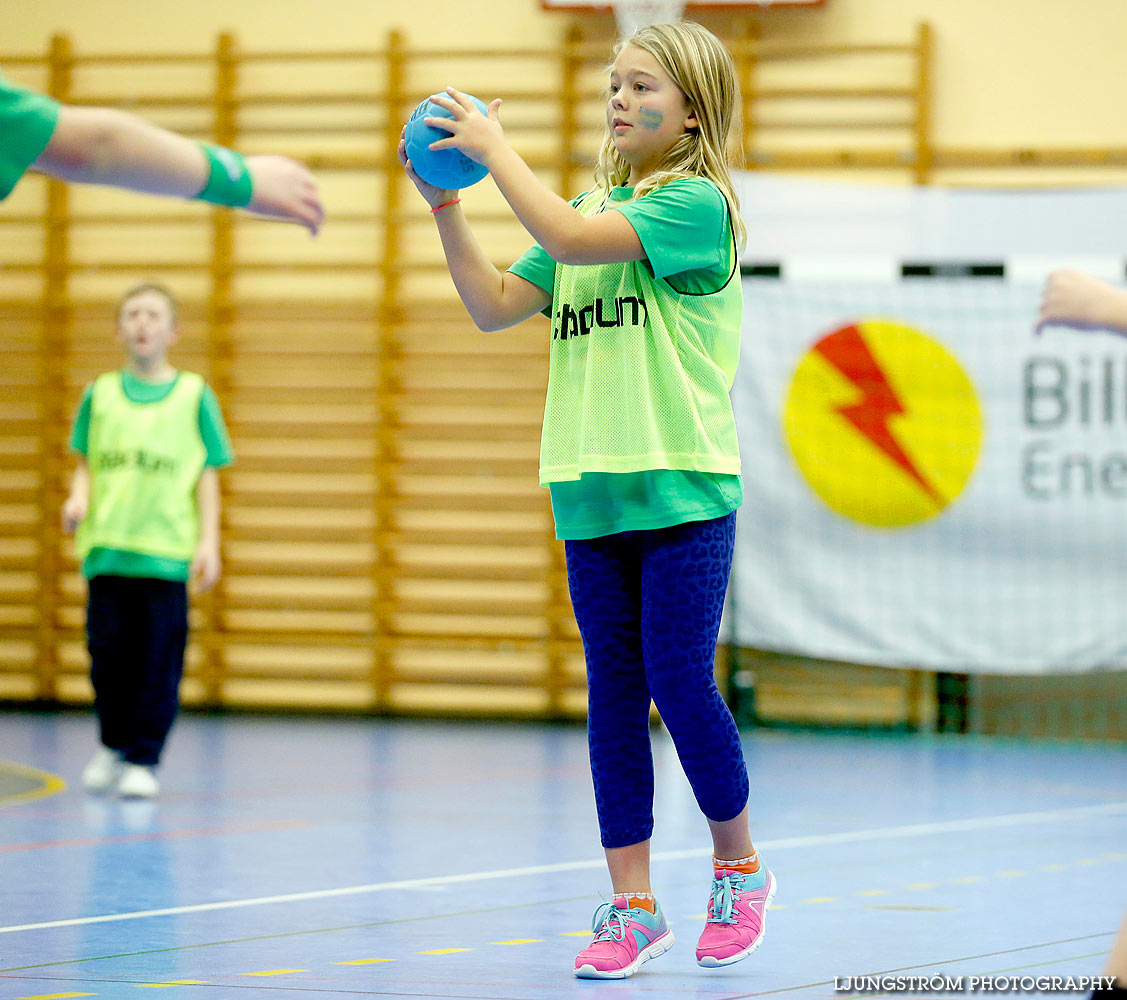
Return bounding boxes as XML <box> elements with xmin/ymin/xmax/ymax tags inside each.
<box><xmin>509</xmin><ymin>178</ymin><xmax>742</xmax><ymax>539</ymax></box>
<box><xmin>548</xmin><ymin>469</ymin><xmax>742</xmax><ymax>540</ymax></box>
<box><xmin>70</xmin><ymin>369</ymin><xmax>234</xmax><ymax>580</ymax></box>
<box><xmin>1</xmin><ymin>72</ymin><xmax>60</xmax><ymax>200</ymax></box>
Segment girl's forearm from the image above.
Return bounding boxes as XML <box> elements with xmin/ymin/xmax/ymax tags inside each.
<box><xmin>433</xmin><ymin>207</ymin><xmax>511</xmax><ymax>331</ymax></box>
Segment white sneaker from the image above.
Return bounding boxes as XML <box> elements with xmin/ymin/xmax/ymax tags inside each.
<box><xmin>82</xmin><ymin>747</ymin><xmax>123</xmax><ymax>794</ymax></box>
<box><xmin>116</xmin><ymin>764</ymin><xmax>159</xmax><ymax>799</ymax></box>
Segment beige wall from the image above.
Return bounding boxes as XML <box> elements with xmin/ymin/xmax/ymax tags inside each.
<box><xmin>764</xmin><ymin>0</ymin><xmax>1127</xmax><ymax>149</ymax></box>
<box><xmin>6</xmin><ymin>0</ymin><xmax>1127</xmax><ymax>152</ymax></box>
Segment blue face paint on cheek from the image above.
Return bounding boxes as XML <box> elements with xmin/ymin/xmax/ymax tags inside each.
<box><xmin>637</xmin><ymin>106</ymin><xmax>664</xmax><ymax>131</ymax></box>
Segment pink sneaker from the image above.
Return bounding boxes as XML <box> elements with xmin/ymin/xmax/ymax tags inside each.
<box><xmin>696</xmin><ymin>868</ymin><xmax>776</xmax><ymax>968</ymax></box>
<box><xmin>574</xmin><ymin>896</ymin><xmax>674</xmax><ymax>979</ymax></box>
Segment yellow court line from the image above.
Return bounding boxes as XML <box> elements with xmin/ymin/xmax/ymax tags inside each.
<box><xmin>242</xmin><ymin>969</ymin><xmax>309</xmax><ymax>976</ymax></box>
<box><xmin>137</xmin><ymin>982</ymin><xmax>209</xmax><ymax>988</ymax></box>
<box><xmin>419</xmin><ymin>948</ymin><xmax>472</xmax><ymax>955</ymax></box>
<box><xmin>771</xmin><ymin>853</ymin><xmax>1124</xmax><ymax>913</ymax></box>
<box><xmin>334</xmin><ymin>958</ymin><xmax>395</xmax><ymax>965</ymax></box>
<box><xmin>865</xmin><ymin>904</ymin><xmax>956</xmax><ymax>912</ymax></box>
<box><xmin>18</xmin><ymin>994</ymin><xmax>95</xmax><ymax>999</ymax></box>
<box><xmin>804</xmin><ymin>850</ymin><xmax>1127</xmax><ymax>909</ymax></box>
<box><xmin>559</xmin><ymin>930</ymin><xmax>592</xmax><ymax>937</ymax></box>
<box><xmin>492</xmin><ymin>938</ymin><xmax>544</xmax><ymax>945</ymax></box>
<box><xmin>0</xmin><ymin>759</ymin><xmax>67</xmax><ymax>808</ymax></box>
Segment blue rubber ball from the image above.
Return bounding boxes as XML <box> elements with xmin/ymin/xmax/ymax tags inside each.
<box><xmin>404</xmin><ymin>94</ymin><xmax>491</xmax><ymax>191</ymax></box>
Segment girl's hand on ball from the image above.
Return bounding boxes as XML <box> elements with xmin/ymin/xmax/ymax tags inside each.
<box><xmin>425</xmin><ymin>88</ymin><xmax>505</xmax><ymax>167</ymax></box>
<box><xmin>398</xmin><ymin>130</ymin><xmax>455</xmax><ymax>206</ymax></box>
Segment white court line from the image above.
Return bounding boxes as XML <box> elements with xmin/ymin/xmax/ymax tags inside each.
<box><xmin>2</xmin><ymin>800</ymin><xmax>1124</xmax><ymax>935</ymax></box>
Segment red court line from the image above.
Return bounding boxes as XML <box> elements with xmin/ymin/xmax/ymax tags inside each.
<box><xmin>0</xmin><ymin>818</ymin><xmax>308</xmax><ymax>853</ymax></box>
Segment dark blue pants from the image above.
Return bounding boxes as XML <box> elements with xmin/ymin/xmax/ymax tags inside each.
<box><xmin>86</xmin><ymin>576</ymin><xmax>189</xmax><ymax>767</ymax></box>
<box><xmin>565</xmin><ymin>512</ymin><xmax>749</xmax><ymax>849</ymax></box>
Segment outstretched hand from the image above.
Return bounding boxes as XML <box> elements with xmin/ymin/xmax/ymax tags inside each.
<box><xmin>425</xmin><ymin>88</ymin><xmax>505</xmax><ymax>168</ymax></box>
<box><xmin>244</xmin><ymin>155</ymin><xmax>325</xmax><ymax>235</ymax></box>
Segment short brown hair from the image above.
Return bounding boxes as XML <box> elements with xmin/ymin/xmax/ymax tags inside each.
<box><xmin>116</xmin><ymin>282</ymin><xmax>179</xmax><ymax>325</ymax></box>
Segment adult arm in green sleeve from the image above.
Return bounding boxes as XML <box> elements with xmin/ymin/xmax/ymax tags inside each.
<box><xmin>1</xmin><ymin>69</ymin><xmax>322</xmax><ymax>231</ymax></box>
<box><xmin>35</xmin><ymin>104</ymin><xmax>323</xmax><ymax>232</ymax></box>
<box><xmin>0</xmin><ymin>73</ymin><xmax>60</xmax><ymax>200</ymax></box>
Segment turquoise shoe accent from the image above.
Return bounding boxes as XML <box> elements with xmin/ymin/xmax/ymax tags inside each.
<box><xmin>574</xmin><ymin>896</ymin><xmax>675</xmax><ymax>979</ymax></box>
<box><xmin>697</xmin><ymin>868</ymin><xmax>776</xmax><ymax>968</ymax></box>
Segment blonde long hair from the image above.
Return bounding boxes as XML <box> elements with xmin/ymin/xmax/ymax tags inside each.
<box><xmin>593</xmin><ymin>21</ymin><xmax>746</xmax><ymax>249</ymax></box>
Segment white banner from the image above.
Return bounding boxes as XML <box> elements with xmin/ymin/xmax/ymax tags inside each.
<box><xmin>728</xmin><ymin>178</ymin><xmax>1127</xmax><ymax>674</ymax></box>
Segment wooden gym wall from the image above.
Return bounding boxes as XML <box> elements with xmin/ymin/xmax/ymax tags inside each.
<box><xmin>3</xmin><ymin>22</ymin><xmax>1124</xmax><ymax>722</ymax></box>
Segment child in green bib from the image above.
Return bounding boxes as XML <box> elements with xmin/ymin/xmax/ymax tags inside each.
<box><xmin>400</xmin><ymin>20</ymin><xmax>772</xmax><ymax>981</ymax></box>
<box><xmin>63</xmin><ymin>283</ymin><xmax>234</xmax><ymax>798</ymax></box>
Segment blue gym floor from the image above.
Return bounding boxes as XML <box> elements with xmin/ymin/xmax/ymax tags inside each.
<box><xmin>0</xmin><ymin>712</ymin><xmax>1123</xmax><ymax>999</ymax></box>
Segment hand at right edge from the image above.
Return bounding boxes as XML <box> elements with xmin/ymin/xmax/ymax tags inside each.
<box><xmin>1037</xmin><ymin>269</ymin><xmax>1127</xmax><ymax>335</ymax></box>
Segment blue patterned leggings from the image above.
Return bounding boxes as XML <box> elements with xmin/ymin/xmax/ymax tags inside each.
<box><xmin>565</xmin><ymin>512</ymin><xmax>749</xmax><ymax>849</ymax></box>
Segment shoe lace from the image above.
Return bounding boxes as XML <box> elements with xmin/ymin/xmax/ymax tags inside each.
<box><xmin>707</xmin><ymin>871</ymin><xmax>748</xmax><ymax>925</ymax></box>
<box><xmin>590</xmin><ymin>901</ymin><xmax>630</xmax><ymax>942</ymax></box>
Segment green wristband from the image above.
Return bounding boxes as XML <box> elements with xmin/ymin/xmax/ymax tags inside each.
<box><xmin>196</xmin><ymin>142</ymin><xmax>253</xmax><ymax>207</ymax></box>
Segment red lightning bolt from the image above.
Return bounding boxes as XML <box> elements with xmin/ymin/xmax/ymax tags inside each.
<box><xmin>814</xmin><ymin>325</ymin><xmax>944</xmax><ymax>506</ymax></box>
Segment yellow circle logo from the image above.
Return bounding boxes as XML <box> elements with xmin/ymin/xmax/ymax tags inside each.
<box><xmin>783</xmin><ymin>319</ymin><xmax>984</xmax><ymax>528</ymax></box>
